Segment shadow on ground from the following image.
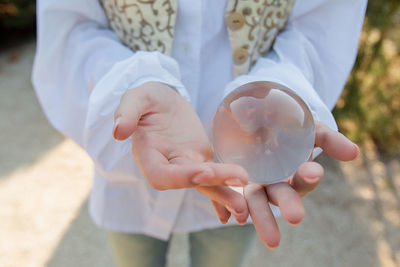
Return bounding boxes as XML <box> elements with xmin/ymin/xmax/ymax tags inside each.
<box><xmin>0</xmin><ymin>42</ymin><xmax>64</xmax><ymax>179</ymax></box>
<box><xmin>245</xmin><ymin>154</ymin><xmax>382</xmax><ymax>267</ymax></box>
<box><xmin>45</xmin><ymin>199</ymin><xmax>116</xmax><ymax>267</ymax></box>
<box><xmin>361</xmin><ymin>153</ymin><xmax>400</xmax><ymax>265</ymax></box>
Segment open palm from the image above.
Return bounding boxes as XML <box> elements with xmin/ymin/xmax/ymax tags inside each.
<box><xmin>113</xmin><ymin>82</ymin><xmax>249</xmax><ymax>190</ymax></box>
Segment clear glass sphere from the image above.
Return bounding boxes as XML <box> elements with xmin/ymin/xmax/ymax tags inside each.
<box><xmin>212</xmin><ymin>81</ymin><xmax>315</xmax><ymax>184</ymax></box>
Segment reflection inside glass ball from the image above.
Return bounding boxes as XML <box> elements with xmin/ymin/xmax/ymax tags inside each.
<box><xmin>212</xmin><ymin>81</ymin><xmax>315</xmax><ymax>184</ymax></box>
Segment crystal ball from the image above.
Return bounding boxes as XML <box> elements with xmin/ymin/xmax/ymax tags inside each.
<box><xmin>212</xmin><ymin>81</ymin><xmax>315</xmax><ymax>184</ymax></box>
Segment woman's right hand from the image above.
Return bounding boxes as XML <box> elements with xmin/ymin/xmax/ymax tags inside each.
<box><xmin>113</xmin><ymin>81</ymin><xmax>248</xmax><ymax>206</ymax></box>
<box><xmin>113</xmin><ymin>81</ymin><xmax>251</xmax><ymax>223</ymax></box>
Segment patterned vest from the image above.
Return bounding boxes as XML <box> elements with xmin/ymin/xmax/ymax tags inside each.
<box><xmin>100</xmin><ymin>0</ymin><xmax>294</xmax><ymax>77</ymax></box>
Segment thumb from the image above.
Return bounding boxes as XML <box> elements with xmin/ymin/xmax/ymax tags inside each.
<box><xmin>314</xmin><ymin>121</ymin><xmax>359</xmax><ymax>161</ymax></box>
<box><xmin>113</xmin><ymin>89</ymin><xmax>147</xmax><ymax>140</ymax></box>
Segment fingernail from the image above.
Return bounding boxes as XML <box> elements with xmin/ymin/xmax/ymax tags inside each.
<box><xmin>225</xmin><ymin>178</ymin><xmax>243</xmax><ymax>187</ymax></box>
<box><xmin>267</xmin><ymin>244</ymin><xmax>278</xmax><ymax>250</ymax></box>
<box><xmin>354</xmin><ymin>143</ymin><xmax>360</xmax><ymax>153</ymax></box>
<box><xmin>225</xmin><ymin>206</ymin><xmax>244</xmax><ymax>217</ymax></box>
<box><xmin>192</xmin><ymin>174</ymin><xmax>206</xmax><ymax>185</ymax></box>
<box><xmin>113</xmin><ymin>117</ymin><xmax>121</xmax><ymax>139</ymax></box>
<box><xmin>305</xmin><ymin>175</ymin><xmax>321</xmax><ymax>182</ymax></box>
<box><xmin>225</xmin><ymin>206</ymin><xmax>235</xmax><ymax>214</ymax></box>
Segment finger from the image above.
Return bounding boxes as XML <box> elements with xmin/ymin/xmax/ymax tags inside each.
<box><xmin>113</xmin><ymin>89</ymin><xmax>148</xmax><ymax>141</ymax></box>
<box><xmin>196</xmin><ymin>186</ymin><xmax>249</xmax><ymax>224</ymax></box>
<box><xmin>132</xmin><ymin>141</ymin><xmax>213</xmax><ymax>190</ymax></box>
<box><xmin>199</xmin><ymin>162</ymin><xmax>249</xmax><ymax>186</ymax></box>
<box><xmin>244</xmin><ymin>184</ymin><xmax>280</xmax><ymax>249</ymax></box>
<box><xmin>133</xmin><ymin>133</ymin><xmax>244</xmax><ymax>189</ymax></box>
<box><xmin>212</xmin><ymin>200</ymin><xmax>231</xmax><ymax>224</ymax></box>
<box><xmin>290</xmin><ymin>162</ymin><xmax>324</xmax><ymax>197</ymax></box>
<box><xmin>266</xmin><ymin>183</ymin><xmax>305</xmax><ymax>225</ymax></box>
<box><xmin>137</xmin><ymin>151</ymin><xmax>248</xmax><ymax>189</ymax></box>
<box><xmin>315</xmin><ymin>122</ymin><xmax>360</xmax><ymax>161</ymax></box>
<box><xmin>159</xmin><ymin>156</ymin><xmax>249</xmax><ymax>187</ymax></box>
<box><xmin>145</xmin><ymin>161</ymin><xmax>215</xmax><ymax>190</ymax></box>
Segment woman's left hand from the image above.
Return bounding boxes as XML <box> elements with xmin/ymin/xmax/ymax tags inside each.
<box><xmin>201</xmin><ymin>121</ymin><xmax>359</xmax><ymax>249</ymax></box>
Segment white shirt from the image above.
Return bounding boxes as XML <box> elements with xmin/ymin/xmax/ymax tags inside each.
<box><xmin>32</xmin><ymin>0</ymin><xmax>367</xmax><ymax>240</ymax></box>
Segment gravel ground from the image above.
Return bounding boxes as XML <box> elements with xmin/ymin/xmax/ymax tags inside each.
<box><xmin>0</xmin><ymin>42</ymin><xmax>399</xmax><ymax>267</ymax></box>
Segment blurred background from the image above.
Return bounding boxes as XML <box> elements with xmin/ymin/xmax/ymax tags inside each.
<box><xmin>0</xmin><ymin>0</ymin><xmax>399</xmax><ymax>266</ymax></box>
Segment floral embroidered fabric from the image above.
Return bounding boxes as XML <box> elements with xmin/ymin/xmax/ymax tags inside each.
<box><xmin>100</xmin><ymin>0</ymin><xmax>294</xmax><ymax>76</ymax></box>
<box><xmin>100</xmin><ymin>0</ymin><xmax>178</xmax><ymax>55</ymax></box>
<box><xmin>226</xmin><ymin>0</ymin><xmax>294</xmax><ymax>76</ymax></box>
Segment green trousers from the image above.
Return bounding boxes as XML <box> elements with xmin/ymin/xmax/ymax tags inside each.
<box><xmin>108</xmin><ymin>224</ymin><xmax>255</xmax><ymax>267</ymax></box>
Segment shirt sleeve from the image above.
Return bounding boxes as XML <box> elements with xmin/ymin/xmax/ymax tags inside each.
<box><xmin>32</xmin><ymin>0</ymin><xmax>189</xmax><ymax>181</ymax></box>
<box><xmin>224</xmin><ymin>0</ymin><xmax>367</xmax><ymax>134</ymax></box>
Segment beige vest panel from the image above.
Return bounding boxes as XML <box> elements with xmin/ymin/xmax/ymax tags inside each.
<box><xmin>99</xmin><ymin>0</ymin><xmax>178</xmax><ymax>55</ymax></box>
<box><xmin>100</xmin><ymin>0</ymin><xmax>294</xmax><ymax>77</ymax></box>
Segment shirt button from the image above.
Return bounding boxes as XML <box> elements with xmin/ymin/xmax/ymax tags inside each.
<box><xmin>233</xmin><ymin>47</ymin><xmax>249</xmax><ymax>65</ymax></box>
<box><xmin>226</xmin><ymin>12</ymin><xmax>245</xmax><ymax>31</ymax></box>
